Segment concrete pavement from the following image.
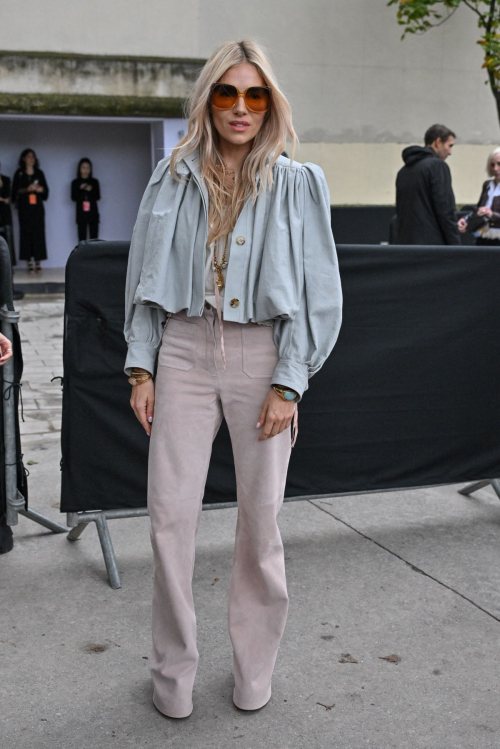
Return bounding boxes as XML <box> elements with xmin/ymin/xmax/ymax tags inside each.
<box><xmin>2</xmin><ymin>294</ymin><xmax>499</xmax><ymax>749</ymax></box>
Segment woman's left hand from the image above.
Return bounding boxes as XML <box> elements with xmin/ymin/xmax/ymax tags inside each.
<box><xmin>0</xmin><ymin>332</ymin><xmax>13</xmax><ymax>365</ymax></box>
<box><xmin>257</xmin><ymin>389</ymin><xmax>296</xmax><ymax>441</ymax></box>
<box><xmin>478</xmin><ymin>206</ymin><xmax>493</xmax><ymax>218</ymax></box>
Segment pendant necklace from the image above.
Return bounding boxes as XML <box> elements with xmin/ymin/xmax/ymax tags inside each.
<box><xmin>213</xmin><ymin>233</ymin><xmax>229</xmax><ymax>291</ymax></box>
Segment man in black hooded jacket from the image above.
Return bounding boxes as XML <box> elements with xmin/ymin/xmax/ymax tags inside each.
<box><xmin>396</xmin><ymin>124</ymin><xmax>461</xmax><ymax>245</ymax></box>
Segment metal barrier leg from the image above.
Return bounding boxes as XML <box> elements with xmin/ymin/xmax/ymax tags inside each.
<box><xmin>19</xmin><ymin>507</ymin><xmax>68</xmax><ymax>533</ymax></box>
<box><xmin>67</xmin><ymin>521</ymin><xmax>90</xmax><ymax>541</ymax></box>
<box><xmin>458</xmin><ymin>480</ymin><xmax>491</xmax><ymax>496</ymax></box>
<box><xmin>458</xmin><ymin>479</ymin><xmax>500</xmax><ymax>502</ymax></box>
<box><xmin>490</xmin><ymin>479</ymin><xmax>500</xmax><ymax>500</ymax></box>
<box><xmin>95</xmin><ymin>513</ymin><xmax>122</xmax><ymax>589</ymax></box>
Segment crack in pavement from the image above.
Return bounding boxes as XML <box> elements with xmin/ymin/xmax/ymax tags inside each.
<box><xmin>309</xmin><ymin>499</ymin><xmax>500</xmax><ymax>625</ymax></box>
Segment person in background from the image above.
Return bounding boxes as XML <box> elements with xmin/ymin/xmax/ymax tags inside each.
<box><xmin>71</xmin><ymin>158</ymin><xmax>101</xmax><ymax>242</ymax></box>
<box><xmin>396</xmin><ymin>124</ymin><xmax>460</xmax><ymax>245</ymax></box>
<box><xmin>12</xmin><ymin>149</ymin><xmax>49</xmax><ymax>274</ymax></box>
<box><xmin>458</xmin><ymin>147</ymin><xmax>500</xmax><ymax>246</ymax></box>
<box><xmin>0</xmin><ymin>162</ymin><xmax>15</xmax><ymax>269</ymax></box>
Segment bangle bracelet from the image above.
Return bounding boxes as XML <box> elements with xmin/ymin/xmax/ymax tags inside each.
<box><xmin>272</xmin><ymin>385</ymin><xmax>298</xmax><ymax>402</ymax></box>
<box><xmin>128</xmin><ymin>373</ymin><xmax>152</xmax><ymax>386</ymax></box>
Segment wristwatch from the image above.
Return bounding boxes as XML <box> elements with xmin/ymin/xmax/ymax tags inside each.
<box><xmin>272</xmin><ymin>384</ymin><xmax>298</xmax><ymax>402</ymax></box>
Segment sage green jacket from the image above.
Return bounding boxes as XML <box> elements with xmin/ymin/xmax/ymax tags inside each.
<box><xmin>124</xmin><ymin>150</ymin><xmax>342</xmax><ymax>399</ymax></box>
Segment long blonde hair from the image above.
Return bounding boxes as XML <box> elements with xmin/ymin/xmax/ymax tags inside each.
<box><xmin>170</xmin><ymin>40</ymin><xmax>298</xmax><ymax>245</ymax></box>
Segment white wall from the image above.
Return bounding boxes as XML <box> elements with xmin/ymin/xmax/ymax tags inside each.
<box><xmin>1</xmin><ymin>0</ymin><xmax>499</xmax><ymax>145</ymax></box>
<box><xmin>0</xmin><ymin>119</ymin><xmax>152</xmax><ymax>268</ymax></box>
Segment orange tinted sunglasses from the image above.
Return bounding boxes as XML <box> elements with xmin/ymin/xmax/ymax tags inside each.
<box><xmin>210</xmin><ymin>83</ymin><xmax>271</xmax><ymax>113</ymax></box>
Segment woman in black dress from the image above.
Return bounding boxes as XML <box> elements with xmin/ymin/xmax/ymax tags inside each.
<box><xmin>12</xmin><ymin>149</ymin><xmax>49</xmax><ymax>273</ymax></box>
<box><xmin>0</xmin><ymin>160</ymin><xmax>15</xmax><ymax>268</ymax></box>
<box><xmin>71</xmin><ymin>158</ymin><xmax>100</xmax><ymax>241</ymax></box>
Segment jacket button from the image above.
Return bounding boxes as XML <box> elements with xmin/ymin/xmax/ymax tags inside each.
<box><xmin>236</xmin><ymin>236</ymin><xmax>245</xmax><ymax>245</ymax></box>
<box><xmin>230</xmin><ymin>298</ymin><xmax>240</xmax><ymax>308</ymax></box>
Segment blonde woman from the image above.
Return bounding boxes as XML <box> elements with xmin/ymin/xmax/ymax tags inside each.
<box><xmin>124</xmin><ymin>40</ymin><xmax>342</xmax><ymax>719</ymax></box>
<box><xmin>458</xmin><ymin>146</ymin><xmax>500</xmax><ymax>245</ymax></box>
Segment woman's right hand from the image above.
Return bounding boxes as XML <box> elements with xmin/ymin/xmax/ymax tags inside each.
<box><xmin>0</xmin><ymin>332</ymin><xmax>13</xmax><ymax>365</ymax></box>
<box><xmin>130</xmin><ymin>379</ymin><xmax>155</xmax><ymax>436</ymax></box>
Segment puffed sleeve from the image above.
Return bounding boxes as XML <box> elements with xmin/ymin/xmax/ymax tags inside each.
<box><xmin>124</xmin><ymin>157</ymin><xmax>171</xmax><ymax>376</ymax></box>
<box><xmin>271</xmin><ymin>163</ymin><xmax>342</xmax><ymax>399</ymax></box>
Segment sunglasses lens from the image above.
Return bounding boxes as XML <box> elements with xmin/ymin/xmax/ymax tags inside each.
<box><xmin>210</xmin><ymin>84</ymin><xmax>237</xmax><ymax>109</ymax></box>
<box><xmin>246</xmin><ymin>87</ymin><xmax>271</xmax><ymax>112</ymax></box>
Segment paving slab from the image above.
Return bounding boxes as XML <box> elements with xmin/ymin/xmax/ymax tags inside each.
<box><xmin>2</xmin><ymin>439</ymin><xmax>500</xmax><ymax>749</ymax></box>
<box><xmin>310</xmin><ymin>486</ymin><xmax>500</xmax><ymax>618</ymax></box>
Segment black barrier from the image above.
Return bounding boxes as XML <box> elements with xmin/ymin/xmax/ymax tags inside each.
<box><xmin>331</xmin><ymin>206</ymin><xmax>395</xmax><ymax>245</ymax></box>
<box><xmin>61</xmin><ymin>240</ymin><xmax>500</xmax><ymax>513</ymax></box>
<box><xmin>0</xmin><ymin>236</ymin><xmax>27</xmax><ymax>522</ymax></box>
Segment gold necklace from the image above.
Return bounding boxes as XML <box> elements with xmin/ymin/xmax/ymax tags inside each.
<box><xmin>215</xmin><ymin>162</ymin><xmax>236</xmax><ymax>185</ymax></box>
<box><xmin>213</xmin><ymin>234</ymin><xmax>229</xmax><ymax>290</ymax></box>
<box><xmin>215</xmin><ymin>161</ymin><xmax>235</xmax><ymax>176</ymax></box>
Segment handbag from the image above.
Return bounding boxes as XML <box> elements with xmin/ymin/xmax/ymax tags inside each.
<box><xmin>466</xmin><ymin>212</ymin><xmax>489</xmax><ymax>234</ymax></box>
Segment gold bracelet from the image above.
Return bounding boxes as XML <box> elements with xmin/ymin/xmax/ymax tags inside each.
<box><xmin>128</xmin><ymin>373</ymin><xmax>152</xmax><ymax>386</ymax></box>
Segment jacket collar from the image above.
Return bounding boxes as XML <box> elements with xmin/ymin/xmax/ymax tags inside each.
<box><xmin>179</xmin><ymin>148</ymin><xmax>201</xmax><ymax>178</ymax></box>
<box><xmin>177</xmin><ymin>149</ymin><xmax>208</xmax><ymax>204</ymax></box>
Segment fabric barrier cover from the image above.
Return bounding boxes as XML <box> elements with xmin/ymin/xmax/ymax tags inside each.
<box><xmin>61</xmin><ymin>240</ymin><xmax>500</xmax><ymax>512</ymax></box>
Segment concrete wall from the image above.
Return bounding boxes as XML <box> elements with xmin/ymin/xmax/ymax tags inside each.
<box><xmin>1</xmin><ymin>0</ymin><xmax>499</xmax><ymax>203</ymax></box>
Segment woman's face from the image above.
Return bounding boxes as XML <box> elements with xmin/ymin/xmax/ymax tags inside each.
<box><xmin>491</xmin><ymin>154</ymin><xmax>500</xmax><ymax>182</ymax></box>
<box><xmin>210</xmin><ymin>63</ymin><xmax>268</xmax><ymax>150</ymax></box>
<box><xmin>23</xmin><ymin>151</ymin><xmax>35</xmax><ymax>167</ymax></box>
<box><xmin>80</xmin><ymin>162</ymin><xmax>91</xmax><ymax>178</ymax></box>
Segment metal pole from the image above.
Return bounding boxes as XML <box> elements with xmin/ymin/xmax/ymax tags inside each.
<box><xmin>19</xmin><ymin>507</ymin><xmax>68</xmax><ymax>533</ymax></box>
<box><xmin>458</xmin><ymin>480</ymin><xmax>491</xmax><ymax>497</ymax></box>
<box><xmin>67</xmin><ymin>521</ymin><xmax>90</xmax><ymax>541</ymax></box>
<box><xmin>95</xmin><ymin>513</ymin><xmax>122</xmax><ymax>589</ymax></box>
<box><xmin>458</xmin><ymin>479</ymin><xmax>500</xmax><ymax>502</ymax></box>
<box><xmin>1</xmin><ymin>304</ymin><xmax>69</xmax><ymax>532</ymax></box>
<box><xmin>1</xmin><ymin>306</ymin><xmax>25</xmax><ymax>526</ymax></box>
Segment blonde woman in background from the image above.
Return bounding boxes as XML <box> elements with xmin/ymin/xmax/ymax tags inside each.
<box><xmin>124</xmin><ymin>40</ymin><xmax>342</xmax><ymax>719</ymax></box>
<box><xmin>459</xmin><ymin>147</ymin><xmax>500</xmax><ymax>245</ymax></box>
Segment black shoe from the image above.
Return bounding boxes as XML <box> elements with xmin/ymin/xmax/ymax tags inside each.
<box><xmin>0</xmin><ymin>523</ymin><xmax>14</xmax><ymax>554</ymax></box>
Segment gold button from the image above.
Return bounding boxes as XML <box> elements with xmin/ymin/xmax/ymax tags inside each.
<box><xmin>230</xmin><ymin>298</ymin><xmax>240</xmax><ymax>308</ymax></box>
<box><xmin>236</xmin><ymin>236</ymin><xmax>245</xmax><ymax>246</ymax></box>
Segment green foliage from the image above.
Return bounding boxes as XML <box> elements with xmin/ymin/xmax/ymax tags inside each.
<box><xmin>388</xmin><ymin>0</ymin><xmax>500</xmax><ymax>91</ymax></box>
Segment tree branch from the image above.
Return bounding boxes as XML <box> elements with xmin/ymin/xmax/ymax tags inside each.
<box><xmin>462</xmin><ymin>0</ymin><xmax>487</xmax><ymax>22</ymax></box>
<box><xmin>430</xmin><ymin>6</ymin><xmax>459</xmax><ymax>26</ymax></box>
<box><xmin>487</xmin><ymin>0</ymin><xmax>497</xmax><ymax>32</ymax></box>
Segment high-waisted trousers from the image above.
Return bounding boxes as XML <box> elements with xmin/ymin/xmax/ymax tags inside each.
<box><xmin>147</xmin><ymin>304</ymin><xmax>292</xmax><ymax>718</ymax></box>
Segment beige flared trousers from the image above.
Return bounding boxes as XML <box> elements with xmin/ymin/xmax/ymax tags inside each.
<box><xmin>147</xmin><ymin>305</ymin><xmax>292</xmax><ymax>718</ymax></box>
